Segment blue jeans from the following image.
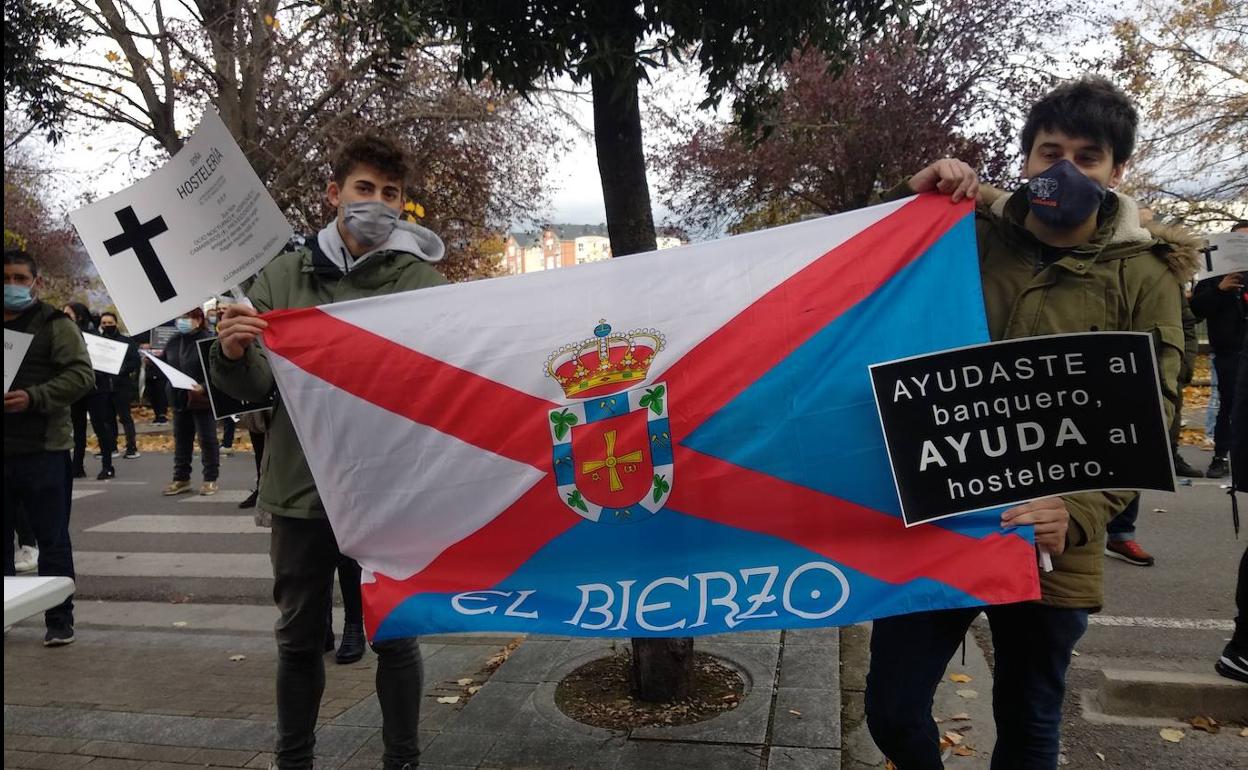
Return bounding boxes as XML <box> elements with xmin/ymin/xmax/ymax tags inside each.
<box><xmin>866</xmin><ymin>603</ymin><xmax>1088</xmax><ymax>770</ymax></box>
<box><xmin>1106</xmin><ymin>494</ymin><xmax>1140</xmax><ymax>542</ymax></box>
<box><xmin>3</xmin><ymin>451</ymin><xmax>76</xmax><ymax>626</ymax></box>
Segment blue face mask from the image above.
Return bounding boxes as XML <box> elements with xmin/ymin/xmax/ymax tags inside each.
<box><xmin>175</xmin><ymin>318</ymin><xmax>195</xmax><ymax>334</ymax></box>
<box><xmin>4</xmin><ymin>284</ymin><xmax>35</xmax><ymax>311</ymax></box>
<box><xmin>1025</xmin><ymin>159</ymin><xmax>1107</xmax><ymax>230</ymax></box>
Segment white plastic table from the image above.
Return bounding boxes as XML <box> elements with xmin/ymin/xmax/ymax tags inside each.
<box><xmin>4</xmin><ymin>576</ymin><xmax>75</xmax><ymax>628</ymax></box>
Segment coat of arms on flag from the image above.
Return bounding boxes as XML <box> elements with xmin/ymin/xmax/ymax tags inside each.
<box><xmin>547</xmin><ymin>323</ymin><xmax>672</xmax><ymax>524</ymax></box>
<box><xmin>263</xmin><ymin>194</ymin><xmax>1041</xmax><ymax>642</ymax></box>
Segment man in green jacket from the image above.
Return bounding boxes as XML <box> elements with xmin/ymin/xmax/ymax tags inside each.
<box><xmin>4</xmin><ymin>249</ymin><xmax>95</xmax><ymax>646</ymax></box>
<box><xmin>864</xmin><ymin>78</ymin><xmax>1195</xmax><ymax>769</ymax></box>
<box><xmin>211</xmin><ymin>135</ymin><xmax>447</xmax><ymax>770</ymax></box>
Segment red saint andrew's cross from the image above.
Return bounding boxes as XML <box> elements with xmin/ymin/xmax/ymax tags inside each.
<box><xmin>261</xmin><ymin>196</ymin><xmax>1039</xmax><ymax>634</ymax></box>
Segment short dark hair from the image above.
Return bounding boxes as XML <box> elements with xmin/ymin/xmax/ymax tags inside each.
<box><xmin>4</xmin><ymin>249</ymin><xmax>38</xmax><ymax>277</ymax></box>
<box><xmin>100</xmin><ymin>311</ymin><xmax>118</xmax><ymax>323</ymax></box>
<box><xmin>1232</xmin><ymin>220</ymin><xmax>1248</xmax><ymax>232</ymax></box>
<box><xmin>1021</xmin><ymin>76</ymin><xmax>1138</xmax><ymax>166</ymax></box>
<box><xmin>331</xmin><ymin>134</ymin><xmax>412</xmax><ymax>186</ymax></box>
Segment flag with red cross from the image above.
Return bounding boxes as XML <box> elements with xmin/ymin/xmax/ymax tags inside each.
<box><xmin>262</xmin><ymin>194</ymin><xmax>1040</xmax><ymax>641</ymax></box>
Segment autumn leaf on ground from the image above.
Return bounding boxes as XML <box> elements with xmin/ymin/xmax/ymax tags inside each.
<box><xmin>1188</xmin><ymin>716</ymin><xmax>1219</xmax><ymax>733</ymax></box>
<box><xmin>1239</xmin><ymin>727</ymin><xmax>1248</xmax><ymax>737</ymax></box>
<box><xmin>788</xmin><ymin>709</ymin><xmax>802</xmax><ymax>717</ymax></box>
<box><xmin>457</xmin><ymin>678</ymin><xmax>474</xmax><ymax>686</ymax></box>
<box><xmin>949</xmin><ymin>673</ymin><xmax>973</xmax><ymax>683</ymax></box>
<box><xmin>952</xmin><ymin>746</ymin><xmax>975</xmax><ymax>757</ymax></box>
<box><xmin>1095</xmin><ymin>752</ymin><xmax>1106</xmax><ymax>761</ymax></box>
<box><xmin>942</xmin><ymin>731</ymin><xmax>964</xmax><ymax>745</ymax></box>
<box><xmin>436</xmin><ymin>696</ymin><xmax>460</xmax><ymax>705</ymax></box>
<box><xmin>950</xmin><ymin>712</ymin><xmax>971</xmax><ymax>720</ymax></box>
<box><xmin>1159</xmin><ymin>728</ymin><xmax>1185</xmax><ymax>743</ymax></box>
<box><xmin>956</xmin><ymin>689</ymin><xmax>978</xmax><ymax>699</ymax></box>
<box><xmin>228</xmin><ymin>654</ymin><xmax>246</xmax><ymax>662</ymax></box>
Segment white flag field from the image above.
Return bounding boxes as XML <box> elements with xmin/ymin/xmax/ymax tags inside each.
<box><xmin>260</xmin><ymin>195</ymin><xmax>1042</xmax><ymax>641</ymax></box>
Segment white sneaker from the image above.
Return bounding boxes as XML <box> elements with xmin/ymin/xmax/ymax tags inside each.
<box><xmin>14</xmin><ymin>545</ymin><xmax>39</xmax><ymax>573</ymax></box>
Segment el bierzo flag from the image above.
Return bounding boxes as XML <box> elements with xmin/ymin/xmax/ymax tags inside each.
<box><xmin>262</xmin><ymin>194</ymin><xmax>1040</xmax><ymax>641</ymax></box>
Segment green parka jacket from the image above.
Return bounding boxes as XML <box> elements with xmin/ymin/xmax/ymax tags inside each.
<box><xmin>974</xmin><ymin>187</ymin><xmax>1199</xmax><ymax>609</ymax></box>
<box><xmin>209</xmin><ymin>237</ymin><xmax>447</xmax><ymax>520</ymax></box>
<box><xmin>4</xmin><ymin>301</ymin><xmax>95</xmax><ymax>456</ymax></box>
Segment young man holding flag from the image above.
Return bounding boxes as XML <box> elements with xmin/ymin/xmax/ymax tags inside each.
<box><xmin>864</xmin><ymin>77</ymin><xmax>1195</xmax><ymax>769</ymax></box>
<box><xmin>211</xmin><ymin>135</ymin><xmax>447</xmax><ymax>770</ymax></box>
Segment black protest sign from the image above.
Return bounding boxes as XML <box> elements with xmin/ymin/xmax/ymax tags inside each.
<box><xmin>195</xmin><ymin>337</ymin><xmax>274</xmax><ymax>421</ymax></box>
<box><xmin>869</xmin><ymin>332</ymin><xmax>1174</xmax><ymax>527</ymax></box>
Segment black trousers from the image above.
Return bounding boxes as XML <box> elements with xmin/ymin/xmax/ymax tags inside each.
<box><xmin>111</xmin><ymin>383</ymin><xmax>138</xmax><ymax>452</ymax></box>
<box><xmin>146</xmin><ymin>375</ymin><xmax>168</xmax><ymax>418</ymax></box>
<box><xmin>271</xmin><ymin>515</ymin><xmax>422</xmax><ymax>769</ymax></box>
<box><xmin>3</xmin><ymin>451</ymin><xmax>76</xmax><ymax>625</ymax></box>
<box><xmin>172</xmin><ymin>409</ymin><xmax>219</xmax><ymax>482</ymax></box>
<box><xmin>250</xmin><ymin>430</ymin><xmax>266</xmax><ymax>486</ymax></box>
<box><xmin>1214</xmin><ymin>352</ymin><xmax>1238</xmax><ymax>458</ymax></box>
<box><xmin>71</xmin><ymin>393</ymin><xmax>114</xmax><ymax>472</ymax></box>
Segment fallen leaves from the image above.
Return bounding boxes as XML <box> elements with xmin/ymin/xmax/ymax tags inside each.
<box><xmin>228</xmin><ymin>654</ymin><xmax>246</xmax><ymax>662</ymax></box>
<box><xmin>436</xmin><ymin>696</ymin><xmax>460</xmax><ymax>705</ymax></box>
<box><xmin>1159</xmin><ymin>728</ymin><xmax>1185</xmax><ymax>743</ymax></box>
<box><xmin>457</xmin><ymin>678</ymin><xmax>474</xmax><ymax>686</ymax></box>
<box><xmin>952</xmin><ymin>745</ymin><xmax>976</xmax><ymax>757</ymax></box>
<box><xmin>949</xmin><ymin>712</ymin><xmax>971</xmax><ymax>721</ymax></box>
<box><xmin>788</xmin><ymin>709</ymin><xmax>802</xmax><ymax>717</ymax></box>
<box><xmin>949</xmin><ymin>673</ymin><xmax>973</xmax><ymax>683</ymax></box>
<box><xmin>955</xmin><ymin>689</ymin><xmax>979</xmax><ymax>699</ymax></box>
<box><xmin>1095</xmin><ymin>752</ymin><xmax>1106</xmax><ymax>761</ymax></box>
<box><xmin>1188</xmin><ymin>715</ymin><xmax>1220</xmax><ymax>734</ymax></box>
<box><xmin>171</xmin><ymin>621</ymin><xmax>188</xmax><ymax>628</ymax></box>
<box><xmin>1240</xmin><ymin>727</ymin><xmax>1248</xmax><ymax>738</ymax></box>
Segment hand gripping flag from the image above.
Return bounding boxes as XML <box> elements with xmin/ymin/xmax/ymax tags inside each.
<box><xmin>263</xmin><ymin>195</ymin><xmax>1040</xmax><ymax>641</ymax></box>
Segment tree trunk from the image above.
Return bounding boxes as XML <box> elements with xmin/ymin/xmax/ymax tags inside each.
<box><xmin>631</xmin><ymin>637</ymin><xmax>694</xmax><ymax>701</ymax></box>
<box><xmin>590</xmin><ymin>68</ymin><xmax>657</xmax><ymax>257</ymax></box>
<box><xmin>590</xmin><ymin>54</ymin><xmax>692</xmax><ymax>702</ymax></box>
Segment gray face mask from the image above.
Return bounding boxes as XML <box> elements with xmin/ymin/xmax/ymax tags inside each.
<box><xmin>341</xmin><ymin>200</ymin><xmax>399</xmax><ymax>247</ymax></box>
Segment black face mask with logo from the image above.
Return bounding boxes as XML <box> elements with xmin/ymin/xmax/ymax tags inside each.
<box><xmin>1025</xmin><ymin>159</ymin><xmax>1107</xmax><ymax>230</ymax></box>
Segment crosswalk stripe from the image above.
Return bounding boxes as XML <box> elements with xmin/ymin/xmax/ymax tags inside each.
<box><xmin>86</xmin><ymin>515</ymin><xmax>266</xmax><ymax>534</ymax></box>
<box><xmin>72</xmin><ymin>490</ymin><xmax>104</xmax><ymax>500</ymax></box>
<box><xmin>74</xmin><ymin>551</ymin><xmax>271</xmax><ymax>579</ymax></box>
<box><xmin>179</xmin><ymin>490</ymin><xmax>253</xmax><ymax>503</ymax></box>
<box><xmin>1089</xmin><ymin>615</ymin><xmax>1234</xmax><ymax>631</ymax></box>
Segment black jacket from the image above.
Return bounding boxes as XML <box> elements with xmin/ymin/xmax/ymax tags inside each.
<box><xmin>159</xmin><ymin>328</ymin><xmax>213</xmax><ymax>411</ymax></box>
<box><xmin>1191</xmin><ymin>276</ymin><xmax>1247</xmax><ymax>355</ymax></box>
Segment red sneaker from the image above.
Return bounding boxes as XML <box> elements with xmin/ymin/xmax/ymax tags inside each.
<box><xmin>1105</xmin><ymin>539</ymin><xmax>1155</xmax><ymax>566</ymax></box>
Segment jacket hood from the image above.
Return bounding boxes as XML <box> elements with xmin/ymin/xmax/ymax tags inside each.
<box><xmin>980</xmin><ymin>185</ymin><xmax>1201</xmax><ymax>281</ymax></box>
<box><xmin>314</xmin><ymin>219</ymin><xmax>446</xmax><ymax>277</ymax></box>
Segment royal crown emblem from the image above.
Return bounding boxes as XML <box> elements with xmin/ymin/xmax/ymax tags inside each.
<box><xmin>546</xmin><ymin>320</ymin><xmax>673</xmax><ymax>525</ymax></box>
<box><xmin>545</xmin><ymin>320</ymin><xmax>666</xmax><ymax>400</ymax></box>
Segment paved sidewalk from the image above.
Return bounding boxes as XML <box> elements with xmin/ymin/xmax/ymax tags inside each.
<box><xmin>4</xmin><ymin>605</ymin><xmax>845</xmax><ymax>769</ymax></box>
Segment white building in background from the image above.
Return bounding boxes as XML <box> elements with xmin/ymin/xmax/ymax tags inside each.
<box><xmin>575</xmin><ymin>235</ymin><xmax>612</xmax><ymax>264</ymax></box>
<box><xmin>503</xmin><ymin>224</ymin><xmax>688</xmax><ymax>276</ymax></box>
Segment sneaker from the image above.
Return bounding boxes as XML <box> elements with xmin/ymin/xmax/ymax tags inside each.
<box><xmin>1105</xmin><ymin>539</ymin><xmax>1155</xmax><ymax>566</ymax></box>
<box><xmin>97</xmin><ymin>467</ymin><xmax>115</xmax><ymax>480</ymax></box>
<box><xmin>43</xmin><ymin>620</ymin><xmax>76</xmax><ymax>647</ymax></box>
<box><xmin>123</xmin><ymin>449</ymin><xmax>141</xmax><ymax>459</ymax></box>
<box><xmin>1215</xmin><ymin>644</ymin><xmax>1248</xmax><ymax>684</ymax></box>
<box><xmin>14</xmin><ymin>545</ymin><xmax>39</xmax><ymax>573</ymax></box>
<box><xmin>153</xmin><ymin>416</ymin><xmax>169</xmax><ymax>424</ymax></box>
<box><xmin>238</xmin><ymin>490</ymin><xmax>259</xmax><ymax>509</ymax></box>
<box><xmin>221</xmin><ymin>446</ymin><xmax>236</xmax><ymax>457</ymax></box>
<box><xmin>199</xmin><ymin>481</ymin><xmax>218</xmax><ymax>496</ymax></box>
<box><xmin>1207</xmin><ymin>456</ymin><xmax>1229</xmax><ymax>479</ymax></box>
<box><xmin>1173</xmin><ymin>455</ymin><xmax>1204</xmax><ymax>478</ymax></box>
<box><xmin>336</xmin><ymin>623</ymin><xmax>366</xmax><ymax>664</ymax></box>
<box><xmin>72</xmin><ymin>468</ymin><xmax>87</xmax><ymax>479</ymax></box>
<box><xmin>162</xmin><ymin>480</ymin><xmax>194</xmax><ymax>496</ymax></box>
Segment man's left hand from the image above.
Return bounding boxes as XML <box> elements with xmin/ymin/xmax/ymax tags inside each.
<box><xmin>4</xmin><ymin>389</ymin><xmax>32</xmax><ymax>413</ymax></box>
<box><xmin>1001</xmin><ymin>497</ymin><xmax>1069</xmax><ymax>556</ymax></box>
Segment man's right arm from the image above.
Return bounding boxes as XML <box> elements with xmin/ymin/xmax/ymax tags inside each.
<box><xmin>1190</xmin><ymin>275</ymin><xmax>1236</xmax><ymax>320</ymax></box>
<box><xmin>25</xmin><ymin>316</ymin><xmax>94</xmax><ymax>412</ymax></box>
<box><xmin>209</xmin><ymin>271</ymin><xmax>275</xmax><ymax>403</ymax></box>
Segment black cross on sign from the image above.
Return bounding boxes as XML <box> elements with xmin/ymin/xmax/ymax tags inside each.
<box><xmin>103</xmin><ymin>206</ymin><xmax>175</xmax><ymax>302</ymax></box>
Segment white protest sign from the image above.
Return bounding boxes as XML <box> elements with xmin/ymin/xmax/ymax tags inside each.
<box><xmin>141</xmin><ymin>350</ymin><xmax>200</xmax><ymax>390</ymax></box>
<box><xmin>82</xmin><ymin>333</ymin><xmax>129</xmax><ymax>375</ymax></box>
<box><xmin>1196</xmin><ymin>232</ymin><xmax>1248</xmax><ymax>281</ymax></box>
<box><xmin>69</xmin><ymin>110</ymin><xmax>292</xmax><ymax>333</ymax></box>
<box><xmin>4</xmin><ymin>329</ymin><xmax>35</xmax><ymax>393</ymax></box>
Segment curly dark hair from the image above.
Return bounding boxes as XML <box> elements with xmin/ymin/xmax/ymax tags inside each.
<box><xmin>331</xmin><ymin>134</ymin><xmax>412</xmax><ymax>186</ymax></box>
<box><xmin>1021</xmin><ymin>76</ymin><xmax>1138</xmax><ymax>165</ymax></box>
